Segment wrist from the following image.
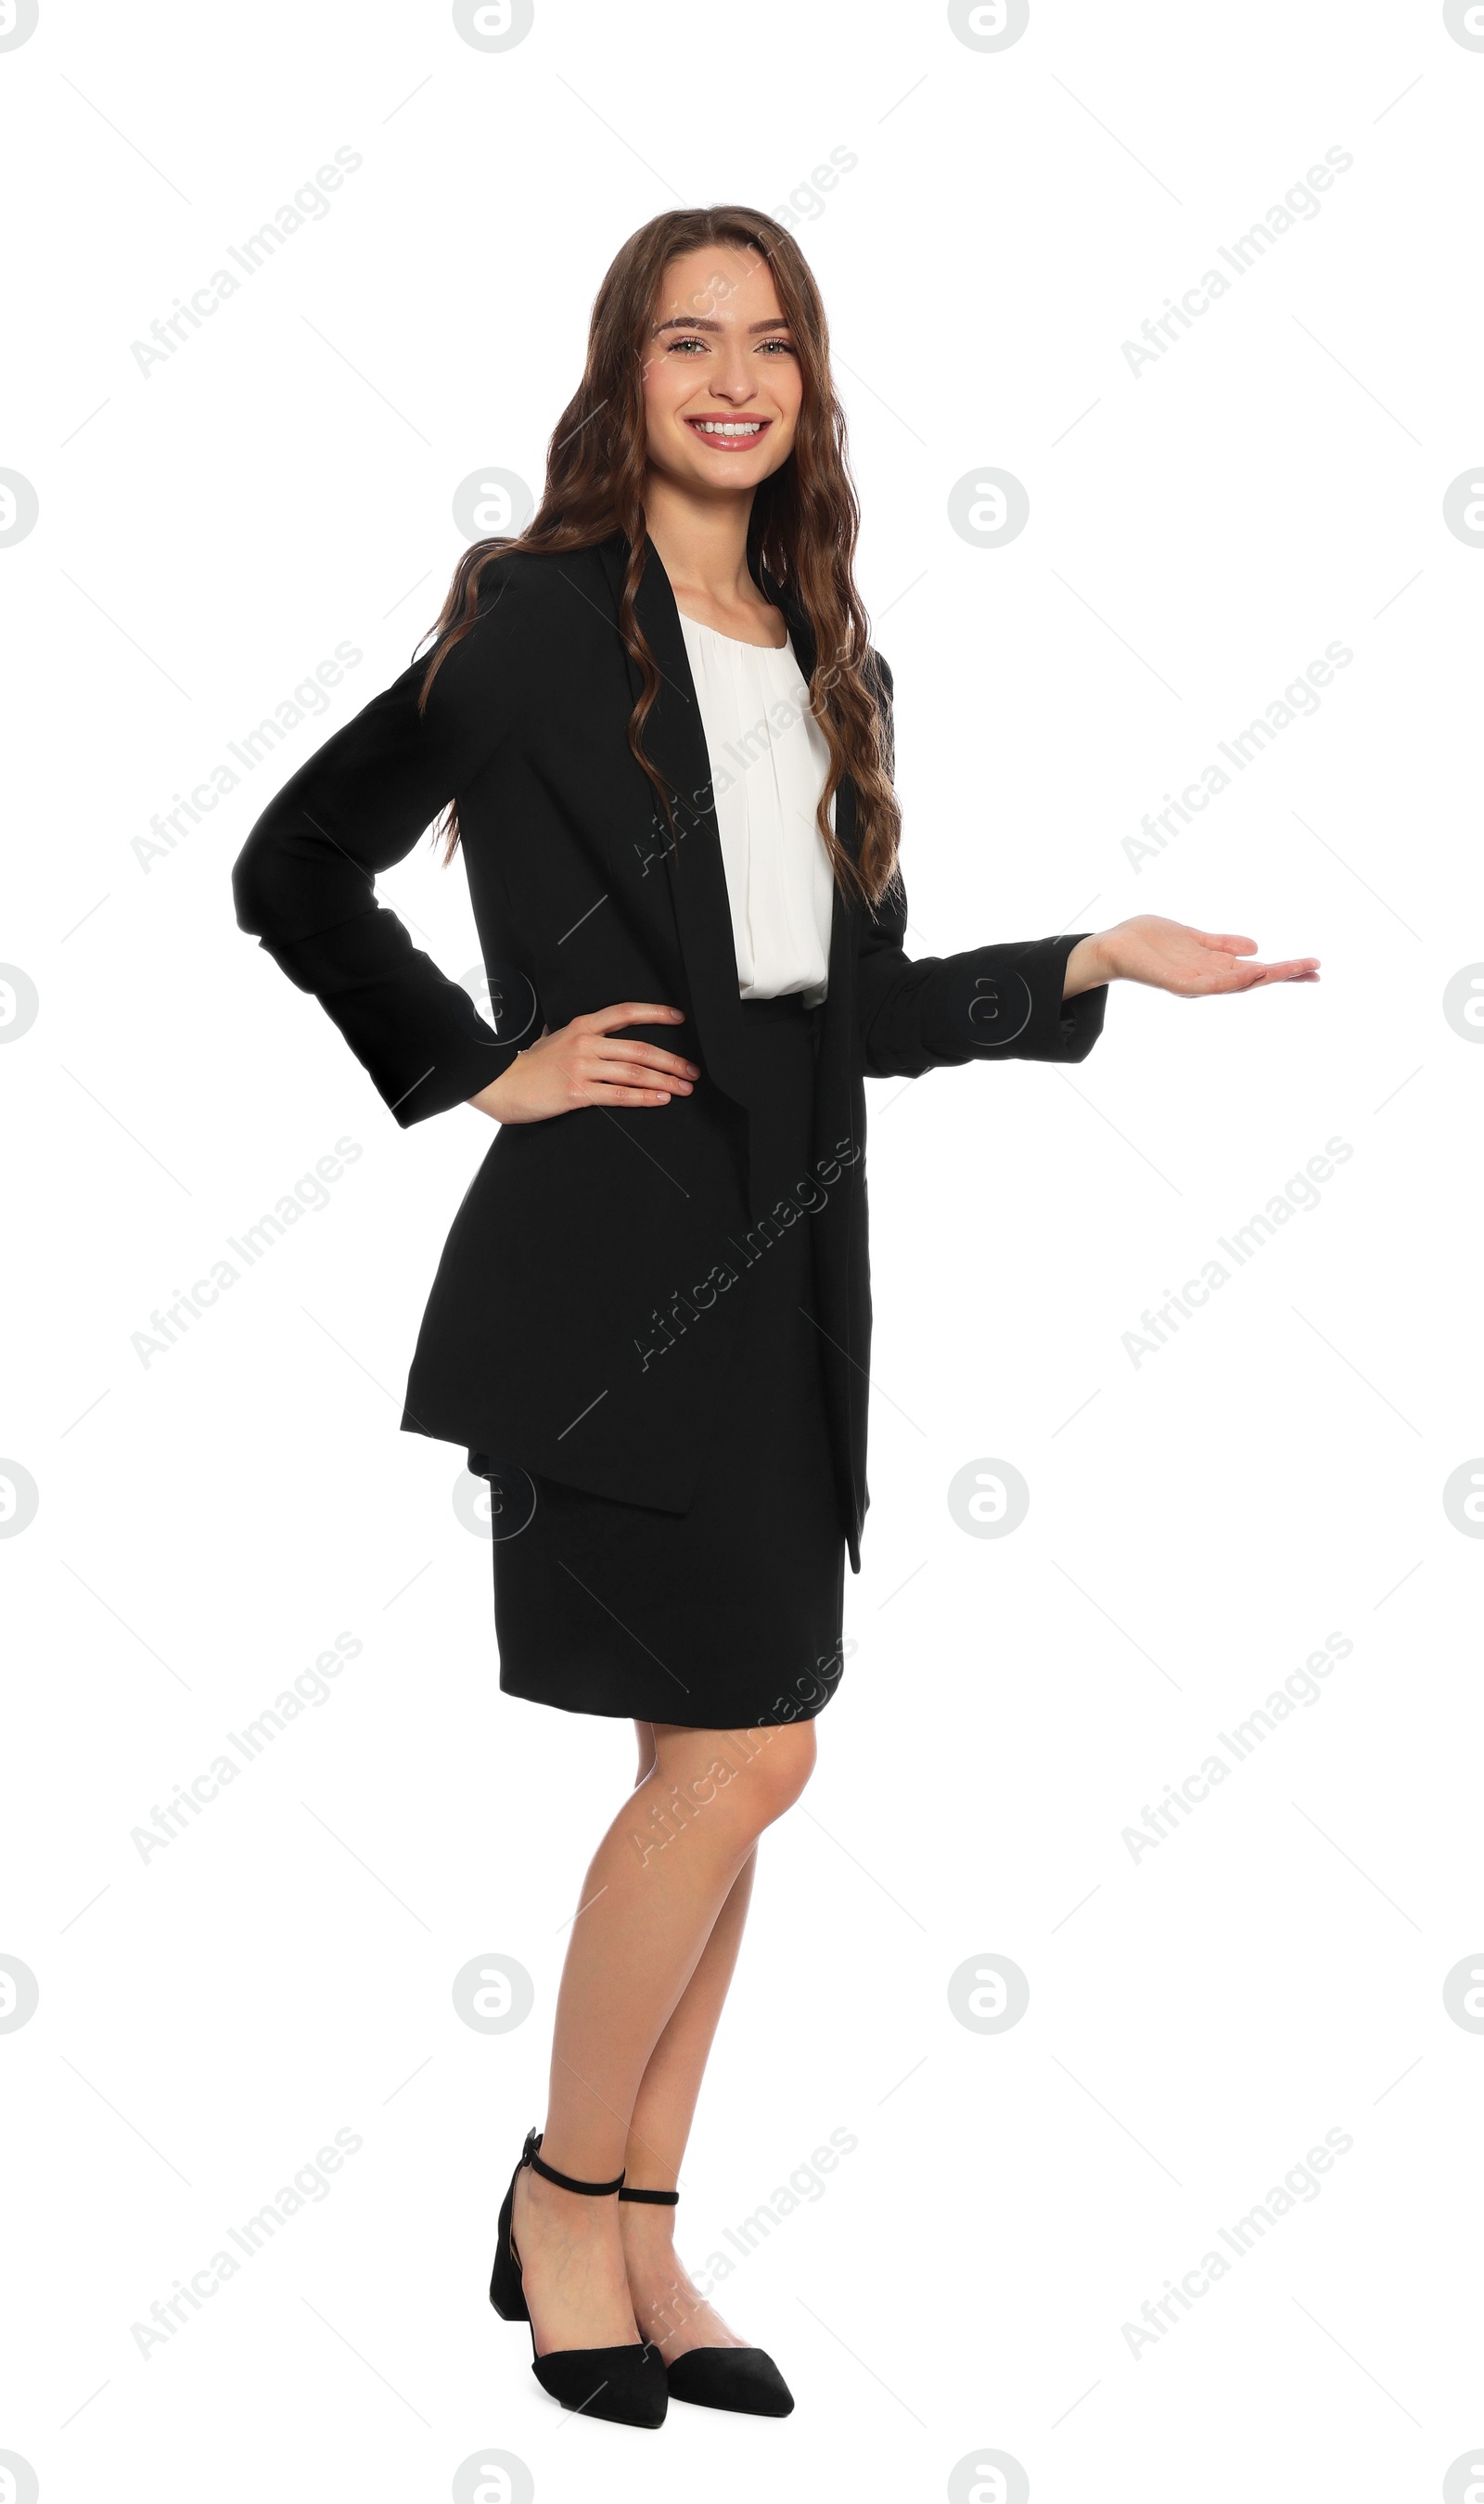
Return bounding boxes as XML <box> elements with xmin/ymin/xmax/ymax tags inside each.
<box><xmin>1063</xmin><ymin>931</ymin><xmax>1113</xmax><ymax>999</ymax></box>
<box><xmin>468</xmin><ymin>1057</ymin><xmax>521</xmax><ymax>1118</ymax></box>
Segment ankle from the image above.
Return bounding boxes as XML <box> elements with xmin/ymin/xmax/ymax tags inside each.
<box><xmin>517</xmin><ymin>2164</ymin><xmax>616</xmax><ymax>2233</ymax></box>
<box><xmin>619</xmin><ymin>2198</ymin><xmax>677</xmax><ymax>2238</ymax></box>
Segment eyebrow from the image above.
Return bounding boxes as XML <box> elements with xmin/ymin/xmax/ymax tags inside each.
<box><xmin>651</xmin><ymin>315</ymin><xmax>792</xmax><ymax>335</ymax></box>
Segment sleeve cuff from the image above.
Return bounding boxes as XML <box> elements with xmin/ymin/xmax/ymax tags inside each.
<box><xmin>925</xmin><ymin>932</ymin><xmax>1108</xmax><ymax>1064</ymax></box>
<box><xmin>251</xmin><ymin>909</ymin><xmax>529</xmax><ymax>1126</ymax></box>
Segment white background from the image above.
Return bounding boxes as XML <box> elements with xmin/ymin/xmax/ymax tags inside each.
<box><xmin>4</xmin><ymin>2</ymin><xmax>1483</xmax><ymax>2498</ymax></box>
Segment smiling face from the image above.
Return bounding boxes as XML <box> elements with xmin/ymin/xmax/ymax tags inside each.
<box><xmin>641</xmin><ymin>244</ymin><xmax>804</xmax><ymax>495</ymax></box>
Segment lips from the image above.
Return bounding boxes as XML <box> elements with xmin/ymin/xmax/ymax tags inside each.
<box><xmin>684</xmin><ymin>417</ymin><xmax>771</xmax><ymax>451</ymax></box>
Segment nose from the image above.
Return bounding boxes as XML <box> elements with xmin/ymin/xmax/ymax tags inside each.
<box><xmin>707</xmin><ymin>340</ymin><xmax>759</xmax><ymax>404</ymax></box>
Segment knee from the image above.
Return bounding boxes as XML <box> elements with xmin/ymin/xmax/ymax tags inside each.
<box><xmin>727</xmin><ymin>1723</ymin><xmax>816</xmax><ymax>1833</ymax></box>
<box><xmin>650</xmin><ymin>1719</ymin><xmax>818</xmax><ymax>1848</ymax></box>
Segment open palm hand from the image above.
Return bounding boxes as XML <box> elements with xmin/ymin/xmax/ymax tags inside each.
<box><xmin>1094</xmin><ymin>915</ymin><xmax>1320</xmax><ymax>996</ymax></box>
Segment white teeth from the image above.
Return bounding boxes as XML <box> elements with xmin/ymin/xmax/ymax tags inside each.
<box><xmin>694</xmin><ymin>420</ymin><xmax>761</xmax><ymax>435</ymax></box>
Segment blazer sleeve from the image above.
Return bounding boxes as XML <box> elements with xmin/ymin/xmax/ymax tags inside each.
<box><xmin>230</xmin><ymin>574</ymin><xmax>530</xmax><ymax>1126</ymax></box>
<box><xmin>853</xmin><ymin>651</ymin><xmax>1109</xmax><ymax>1082</ymax></box>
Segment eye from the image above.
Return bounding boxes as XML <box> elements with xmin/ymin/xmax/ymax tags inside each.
<box><xmin>665</xmin><ymin>333</ymin><xmax>709</xmax><ymax>353</ymax></box>
<box><xmin>759</xmin><ymin>337</ymin><xmax>796</xmax><ymax>354</ymax></box>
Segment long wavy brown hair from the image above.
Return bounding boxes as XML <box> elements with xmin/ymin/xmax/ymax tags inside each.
<box><xmin>417</xmin><ymin>205</ymin><xmax>900</xmax><ymax>907</ymax></box>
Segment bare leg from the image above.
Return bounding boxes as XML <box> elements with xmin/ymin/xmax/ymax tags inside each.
<box><xmin>510</xmin><ymin>1714</ymin><xmax>815</xmax><ymax>2357</ymax></box>
<box><xmin>615</xmin><ymin>1722</ymin><xmax>760</xmax><ymax>2356</ymax></box>
<box><xmin>623</xmin><ymin>1718</ymin><xmax>757</xmax><ymax>2180</ymax></box>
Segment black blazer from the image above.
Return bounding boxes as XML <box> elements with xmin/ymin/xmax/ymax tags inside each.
<box><xmin>231</xmin><ymin>533</ymin><xmax>1107</xmax><ymax>1570</ymax></box>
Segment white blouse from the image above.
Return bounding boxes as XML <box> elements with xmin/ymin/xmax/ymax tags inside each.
<box><xmin>676</xmin><ymin>611</ymin><xmax>836</xmax><ymax>1004</ymax></box>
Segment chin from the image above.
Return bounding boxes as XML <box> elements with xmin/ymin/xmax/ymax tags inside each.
<box><xmin>676</xmin><ymin>455</ymin><xmax>767</xmax><ymax>489</ymax></box>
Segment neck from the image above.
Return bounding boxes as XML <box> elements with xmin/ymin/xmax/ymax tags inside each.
<box><xmin>641</xmin><ymin>469</ymin><xmax>758</xmax><ymax>608</ymax></box>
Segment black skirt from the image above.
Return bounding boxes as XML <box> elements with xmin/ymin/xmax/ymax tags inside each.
<box><xmin>468</xmin><ymin>991</ymin><xmax>848</xmax><ymax>1728</ymax></box>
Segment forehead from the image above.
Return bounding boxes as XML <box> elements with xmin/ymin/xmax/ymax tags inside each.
<box><xmin>651</xmin><ymin>245</ymin><xmax>785</xmax><ymax>327</ymax></box>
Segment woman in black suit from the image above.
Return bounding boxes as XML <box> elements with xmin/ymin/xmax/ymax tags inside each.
<box><xmin>232</xmin><ymin>206</ymin><xmax>1316</xmax><ymax>2427</ymax></box>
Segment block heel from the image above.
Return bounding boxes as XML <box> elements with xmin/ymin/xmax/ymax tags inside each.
<box><xmin>491</xmin><ymin>2127</ymin><xmax>668</xmax><ymax>2429</ymax></box>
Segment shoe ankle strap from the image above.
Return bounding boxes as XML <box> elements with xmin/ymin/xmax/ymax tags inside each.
<box><xmin>618</xmin><ymin>2184</ymin><xmax>680</xmax><ymax>2205</ymax></box>
<box><xmin>521</xmin><ymin>2125</ymin><xmax>625</xmax><ymax>2198</ymax></box>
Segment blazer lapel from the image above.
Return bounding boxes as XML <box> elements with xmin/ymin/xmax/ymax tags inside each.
<box><xmin>595</xmin><ymin>532</ymin><xmax>763</xmax><ymax>1112</ymax></box>
<box><xmin>759</xmin><ymin>561</ymin><xmax>858</xmax><ymax>1063</ymax></box>
<box><xmin>593</xmin><ymin>532</ymin><xmax>860</xmax><ymax>1113</ymax></box>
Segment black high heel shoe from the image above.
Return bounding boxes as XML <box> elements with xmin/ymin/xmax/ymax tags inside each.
<box><xmin>619</xmin><ymin>2182</ymin><xmax>795</xmax><ymax>2417</ymax></box>
<box><xmin>490</xmin><ymin>2127</ymin><xmax>669</xmax><ymax>2428</ymax></box>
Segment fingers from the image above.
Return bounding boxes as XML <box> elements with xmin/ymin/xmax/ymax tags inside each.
<box><xmin>1192</xmin><ymin>932</ymin><xmax>1320</xmax><ymax>984</ymax></box>
<box><xmin>580</xmin><ymin>1002</ymin><xmax>688</xmax><ymax>1034</ymax></box>
<box><xmin>589</xmin><ymin>1038</ymin><xmax>699</xmax><ymax>1079</ymax></box>
<box><xmin>587</xmin><ymin>1063</ymin><xmax>690</xmax><ymax>1094</ymax></box>
<box><xmin>1207</xmin><ymin>956</ymin><xmax>1321</xmax><ymax>989</ymax></box>
<box><xmin>1242</xmin><ymin>957</ymin><xmax>1321</xmax><ymax>984</ymax></box>
<box><xmin>585</xmin><ymin>1082</ymin><xmax>676</xmax><ymax>1106</ymax></box>
<box><xmin>582</xmin><ymin>1047</ymin><xmax>697</xmax><ymax>1092</ymax></box>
